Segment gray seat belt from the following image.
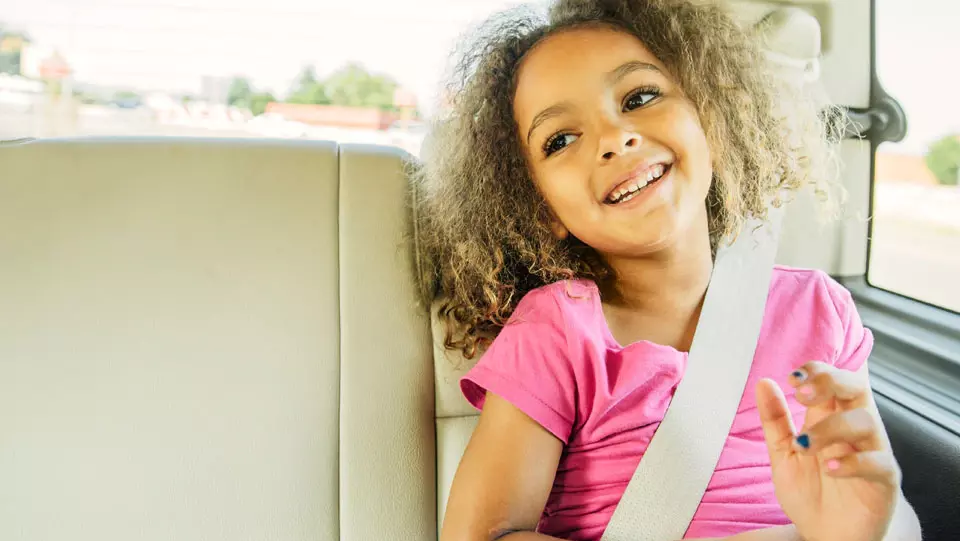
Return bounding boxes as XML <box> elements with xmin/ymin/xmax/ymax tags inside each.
<box><xmin>601</xmin><ymin>206</ymin><xmax>785</xmax><ymax>541</ymax></box>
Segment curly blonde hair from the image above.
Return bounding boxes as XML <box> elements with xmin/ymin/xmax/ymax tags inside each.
<box><xmin>414</xmin><ymin>0</ymin><xmax>840</xmax><ymax>359</ymax></box>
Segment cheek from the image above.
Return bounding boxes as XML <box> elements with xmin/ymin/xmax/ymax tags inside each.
<box><xmin>668</xmin><ymin>109</ymin><xmax>713</xmax><ymax>191</ymax></box>
<box><xmin>534</xmin><ymin>160</ymin><xmax>588</xmax><ymax>208</ymax></box>
<box><xmin>533</xmin><ymin>164</ymin><xmax>599</xmax><ymax>229</ymax></box>
<box><xmin>540</xmin><ymin>178</ymin><xmax>584</xmax><ymax>221</ymax></box>
<box><xmin>674</xmin><ymin>111</ymin><xmax>711</xmax><ymax>167</ymax></box>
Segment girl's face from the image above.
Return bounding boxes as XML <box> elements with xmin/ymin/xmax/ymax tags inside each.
<box><xmin>513</xmin><ymin>25</ymin><xmax>713</xmax><ymax>257</ymax></box>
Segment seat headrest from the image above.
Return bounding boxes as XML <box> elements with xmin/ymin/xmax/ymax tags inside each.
<box><xmin>756</xmin><ymin>6</ymin><xmax>823</xmax><ymax>84</ymax></box>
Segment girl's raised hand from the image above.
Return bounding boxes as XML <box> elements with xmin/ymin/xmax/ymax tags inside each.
<box><xmin>755</xmin><ymin>361</ymin><xmax>903</xmax><ymax>541</ymax></box>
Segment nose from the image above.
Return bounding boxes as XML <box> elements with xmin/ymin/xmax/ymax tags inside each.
<box><xmin>597</xmin><ymin>121</ymin><xmax>642</xmax><ymax>162</ymax></box>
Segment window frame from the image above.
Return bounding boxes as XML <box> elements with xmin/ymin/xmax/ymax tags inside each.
<box><xmin>847</xmin><ymin>0</ymin><xmax>960</xmax><ymax>437</ymax></box>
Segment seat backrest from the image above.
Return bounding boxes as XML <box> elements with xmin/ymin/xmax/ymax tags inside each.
<box><xmin>338</xmin><ymin>144</ymin><xmax>436</xmax><ymax>540</ymax></box>
<box><xmin>433</xmin><ymin>310</ymin><xmax>481</xmax><ymax>528</ymax></box>
<box><xmin>0</xmin><ymin>138</ymin><xmax>435</xmax><ymax>541</ymax></box>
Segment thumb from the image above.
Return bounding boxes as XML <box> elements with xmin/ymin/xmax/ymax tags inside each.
<box><xmin>756</xmin><ymin>378</ymin><xmax>797</xmax><ymax>467</ymax></box>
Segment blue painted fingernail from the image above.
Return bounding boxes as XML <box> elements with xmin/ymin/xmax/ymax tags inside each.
<box><xmin>791</xmin><ymin>370</ymin><xmax>807</xmax><ymax>382</ymax></box>
<box><xmin>795</xmin><ymin>434</ymin><xmax>810</xmax><ymax>449</ymax></box>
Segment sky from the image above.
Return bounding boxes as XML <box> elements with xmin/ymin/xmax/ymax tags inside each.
<box><xmin>3</xmin><ymin>0</ymin><xmax>531</xmax><ymax>110</ymax></box>
<box><xmin>874</xmin><ymin>0</ymin><xmax>960</xmax><ymax>154</ymax></box>
<box><xmin>3</xmin><ymin>0</ymin><xmax>959</xmax><ymax>153</ymax></box>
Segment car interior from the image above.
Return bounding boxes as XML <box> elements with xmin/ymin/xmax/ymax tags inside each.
<box><xmin>1</xmin><ymin>0</ymin><xmax>958</xmax><ymax>540</ymax></box>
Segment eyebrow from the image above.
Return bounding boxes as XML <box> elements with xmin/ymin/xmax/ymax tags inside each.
<box><xmin>526</xmin><ymin>102</ymin><xmax>573</xmax><ymax>145</ymax></box>
<box><xmin>607</xmin><ymin>60</ymin><xmax>662</xmax><ymax>85</ymax></box>
<box><xmin>524</xmin><ymin>61</ymin><xmax>662</xmax><ymax>145</ymax></box>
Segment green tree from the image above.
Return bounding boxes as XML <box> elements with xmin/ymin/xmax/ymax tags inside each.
<box><xmin>925</xmin><ymin>134</ymin><xmax>960</xmax><ymax>186</ymax></box>
<box><xmin>286</xmin><ymin>65</ymin><xmax>331</xmax><ymax>105</ymax></box>
<box><xmin>248</xmin><ymin>92</ymin><xmax>275</xmax><ymax>116</ymax></box>
<box><xmin>114</xmin><ymin>90</ymin><xmax>141</xmax><ymax>100</ymax></box>
<box><xmin>324</xmin><ymin>63</ymin><xmax>397</xmax><ymax>110</ymax></box>
<box><xmin>296</xmin><ymin>65</ymin><xmax>317</xmax><ymax>89</ymax></box>
<box><xmin>227</xmin><ymin>77</ymin><xmax>253</xmax><ymax>108</ymax></box>
<box><xmin>225</xmin><ymin>77</ymin><xmax>275</xmax><ymax>115</ymax></box>
<box><xmin>286</xmin><ymin>84</ymin><xmax>330</xmax><ymax>105</ymax></box>
<box><xmin>112</xmin><ymin>90</ymin><xmax>142</xmax><ymax>107</ymax></box>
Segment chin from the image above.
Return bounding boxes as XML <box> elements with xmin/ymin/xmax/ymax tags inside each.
<box><xmin>606</xmin><ymin>209</ymin><xmax>705</xmax><ymax>258</ymax></box>
<box><xmin>626</xmin><ymin>232</ymin><xmax>683</xmax><ymax>257</ymax></box>
<box><xmin>591</xmin><ymin>228</ymin><xmax>681</xmax><ymax>258</ymax></box>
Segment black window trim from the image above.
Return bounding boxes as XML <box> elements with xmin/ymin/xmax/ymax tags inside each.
<box><xmin>840</xmin><ymin>276</ymin><xmax>960</xmax><ymax>437</ymax></box>
<box><xmin>845</xmin><ymin>0</ymin><xmax>960</xmax><ymax>438</ymax></box>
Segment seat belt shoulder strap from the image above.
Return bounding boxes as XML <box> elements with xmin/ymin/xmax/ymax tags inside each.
<box><xmin>601</xmin><ymin>206</ymin><xmax>785</xmax><ymax>541</ymax></box>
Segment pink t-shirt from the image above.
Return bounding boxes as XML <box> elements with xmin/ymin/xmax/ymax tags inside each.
<box><xmin>460</xmin><ymin>266</ymin><xmax>873</xmax><ymax>540</ymax></box>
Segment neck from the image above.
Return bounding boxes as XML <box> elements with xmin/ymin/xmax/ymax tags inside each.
<box><xmin>600</xmin><ymin>210</ymin><xmax>714</xmax><ymax>315</ymax></box>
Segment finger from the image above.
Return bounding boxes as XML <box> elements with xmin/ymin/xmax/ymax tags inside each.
<box><xmin>824</xmin><ymin>450</ymin><xmax>902</xmax><ymax>486</ymax></box>
<box><xmin>791</xmin><ymin>361</ymin><xmax>869</xmax><ymax>409</ymax></box>
<box><xmin>756</xmin><ymin>378</ymin><xmax>797</xmax><ymax>464</ymax></box>
<box><xmin>820</xmin><ymin>442</ymin><xmax>859</xmax><ymax>461</ymax></box>
<box><xmin>794</xmin><ymin>408</ymin><xmax>883</xmax><ymax>454</ymax></box>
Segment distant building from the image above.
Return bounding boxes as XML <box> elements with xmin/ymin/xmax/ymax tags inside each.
<box><xmin>0</xmin><ymin>34</ymin><xmax>26</xmax><ymax>53</ymax></box>
<box><xmin>18</xmin><ymin>43</ymin><xmax>52</xmax><ymax>79</ymax></box>
<box><xmin>200</xmin><ymin>76</ymin><xmax>232</xmax><ymax>105</ymax></box>
<box><xmin>875</xmin><ymin>151</ymin><xmax>938</xmax><ymax>185</ymax></box>
<box><xmin>0</xmin><ymin>32</ymin><xmax>28</xmax><ymax>76</ymax></box>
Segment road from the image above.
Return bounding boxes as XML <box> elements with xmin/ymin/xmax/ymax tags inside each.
<box><xmin>869</xmin><ymin>216</ymin><xmax>960</xmax><ymax>312</ymax></box>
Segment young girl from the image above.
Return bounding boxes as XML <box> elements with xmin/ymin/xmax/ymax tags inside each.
<box><xmin>415</xmin><ymin>1</ymin><xmax>922</xmax><ymax>540</ymax></box>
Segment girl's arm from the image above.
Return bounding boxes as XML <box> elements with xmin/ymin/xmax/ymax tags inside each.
<box><xmin>884</xmin><ymin>492</ymin><xmax>922</xmax><ymax>541</ymax></box>
<box><xmin>441</xmin><ymin>391</ymin><xmax>565</xmax><ymax>541</ymax></box>
<box><xmin>440</xmin><ymin>389</ymin><xmax>801</xmax><ymax>541</ymax></box>
<box><xmin>689</xmin><ymin>525</ymin><xmax>802</xmax><ymax>541</ymax></box>
<box><xmin>499</xmin><ymin>525</ymin><xmax>800</xmax><ymax>541</ymax></box>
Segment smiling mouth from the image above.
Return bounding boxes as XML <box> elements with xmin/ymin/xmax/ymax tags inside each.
<box><xmin>605</xmin><ymin>163</ymin><xmax>671</xmax><ymax>205</ymax></box>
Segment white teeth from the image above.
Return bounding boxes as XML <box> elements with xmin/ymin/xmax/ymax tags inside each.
<box><xmin>648</xmin><ymin>164</ymin><xmax>665</xmax><ymax>182</ymax></box>
<box><xmin>608</xmin><ymin>164</ymin><xmax>668</xmax><ymax>204</ymax></box>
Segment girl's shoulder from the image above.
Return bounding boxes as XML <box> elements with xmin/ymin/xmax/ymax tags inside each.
<box><xmin>769</xmin><ymin>265</ymin><xmax>856</xmax><ymax>316</ymax></box>
<box><xmin>512</xmin><ymin>269</ymin><xmax>858</xmax><ymax>326</ymax></box>
<box><xmin>507</xmin><ymin>279</ymin><xmax>603</xmax><ymax>328</ymax></box>
<box><xmin>516</xmin><ymin>270</ymin><xmax>854</xmax><ymax>321</ymax></box>
<box><xmin>764</xmin><ymin>266</ymin><xmax>871</xmax><ymax>373</ymax></box>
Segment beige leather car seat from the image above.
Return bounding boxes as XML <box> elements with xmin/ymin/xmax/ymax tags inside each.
<box><xmin>0</xmin><ymin>138</ymin><xmax>437</xmax><ymax>541</ymax></box>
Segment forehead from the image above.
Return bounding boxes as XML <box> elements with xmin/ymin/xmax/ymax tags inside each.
<box><xmin>513</xmin><ymin>25</ymin><xmax>667</xmax><ymax>121</ymax></box>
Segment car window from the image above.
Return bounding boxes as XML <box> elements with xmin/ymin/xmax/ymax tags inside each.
<box><xmin>869</xmin><ymin>0</ymin><xmax>960</xmax><ymax>313</ymax></box>
<box><xmin>0</xmin><ymin>0</ymin><xmax>528</xmax><ymax>155</ymax></box>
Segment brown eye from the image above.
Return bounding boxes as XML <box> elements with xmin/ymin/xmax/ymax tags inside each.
<box><xmin>623</xmin><ymin>87</ymin><xmax>660</xmax><ymax>111</ymax></box>
<box><xmin>543</xmin><ymin>133</ymin><xmax>579</xmax><ymax>157</ymax></box>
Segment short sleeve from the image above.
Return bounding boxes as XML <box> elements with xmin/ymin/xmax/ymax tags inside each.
<box><xmin>825</xmin><ymin>276</ymin><xmax>874</xmax><ymax>372</ymax></box>
<box><xmin>460</xmin><ymin>289</ymin><xmax>577</xmax><ymax>443</ymax></box>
